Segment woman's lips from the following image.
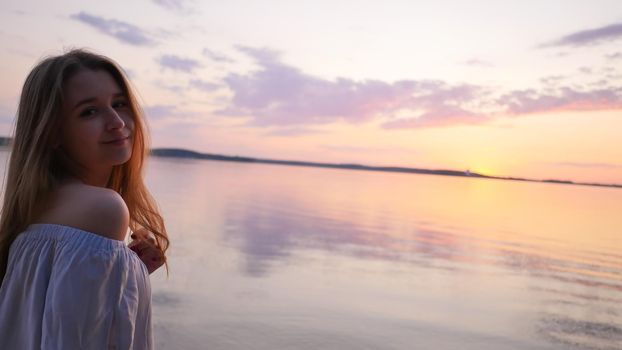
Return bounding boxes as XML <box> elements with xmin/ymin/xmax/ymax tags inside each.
<box><xmin>103</xmin><ymin>136</ymin><xmax>129</xmax><ymax>145</ymax></box>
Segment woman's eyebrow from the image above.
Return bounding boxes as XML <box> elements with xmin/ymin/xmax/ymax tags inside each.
<box><xmin>72</xmin><ymin>92</ymin><xmax>126</xmax><ymax>111</ymax></box>
<box><xmin>72</xmin><ymin>97</ymin><xmax>97</xmax><ymax>111</ymax></box>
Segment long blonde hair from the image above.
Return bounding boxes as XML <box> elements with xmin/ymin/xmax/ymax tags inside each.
<box><xmin>0</xmin><ymin>49</ymin><xmax>169</xmax><ymax>281</ymax></box>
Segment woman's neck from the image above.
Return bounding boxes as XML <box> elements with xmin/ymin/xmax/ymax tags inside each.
<box><xmin>62</xmin><ymin>170</ymin><xmax>111</xmax><ymax>188</ymax></box>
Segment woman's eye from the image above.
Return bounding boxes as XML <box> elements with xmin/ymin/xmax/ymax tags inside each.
<box><xmin>113</xmin><ymin>100</ymin><xmax>127</xmax><ymax>109</ymax></box>
<box><xmin>79</xmin><ymin>107</ymin><xmax>97</xmax><ymax>117</ymax></box>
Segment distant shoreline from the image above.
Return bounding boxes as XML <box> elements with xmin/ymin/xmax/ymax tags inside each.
<box><xmin>149</xmin><ymin>148</ymin><xmax>622</xmax><ymax>190</ymax></box>
<box><xmin>0</xmin><ymin>136</ymin><xmax>618</xmax><ymax>189</ymax></box>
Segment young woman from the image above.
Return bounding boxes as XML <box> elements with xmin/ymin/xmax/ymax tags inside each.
<box><xmin>0</xmin><ymin>49</ymin><xmax>169</xmax><ymax>349</ymax></box>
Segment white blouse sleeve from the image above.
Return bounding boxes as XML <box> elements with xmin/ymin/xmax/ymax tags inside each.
<box><xmin>39</xmin><ymin>231</ymin><xmax>151</xmax><ymax>349</ymax></box>
<box><xmin>0</xmin><ymin>224</ymin><xmax>152</xmax><ymax>350</ymax></box>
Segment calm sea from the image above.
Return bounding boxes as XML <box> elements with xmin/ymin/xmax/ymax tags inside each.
<box><xmin>3</xmin><ymin>150</ymin><xmax>622</xmax><ymax>349</ymax></box>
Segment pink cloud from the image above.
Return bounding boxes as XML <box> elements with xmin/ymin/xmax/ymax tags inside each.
<box><xmin>216</xmin><ymin>46</ymin><xmax>622</xmax><ymax>130</ymax></box>
<box><xmin>382</xmin><ymin>106</ymin><xmax>488</xmax><ymax>129</ymax></box>
<box><xmin>220</xmin><ymin>46</ymin><xmax>484</xmax><ymax>128</ymax></box>
<box><xmin>499</xmin><ymin>86</ymin><xmax>622</xmax><ymax>115</ymax></box>
<box><xmin>264</xmin><ymin>127</ymin><xmax>322</xmax><ymax>137</ymax></box>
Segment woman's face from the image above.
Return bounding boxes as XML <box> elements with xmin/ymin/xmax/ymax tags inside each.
<box><xmin>59</xmin><ymin>69</ymin><xmax>135</xmax><ymax>175</ymax></box>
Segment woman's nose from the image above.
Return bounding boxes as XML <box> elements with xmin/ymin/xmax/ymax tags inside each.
<box><xmin>106</xmin><ymin>107</ymin><xmax>126</xmax><ymax>130</ymax></box>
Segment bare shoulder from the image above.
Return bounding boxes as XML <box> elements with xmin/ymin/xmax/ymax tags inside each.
<box><xmin>38</xmin><ymin>183</ymin><xmax>130</xmax><ymax>241</ymax></box>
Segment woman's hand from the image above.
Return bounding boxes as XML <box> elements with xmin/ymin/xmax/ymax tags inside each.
<box><xmin>128</xmin><ymin>228</ymin><xmax>166</xmax><ymax>274</ymax></box>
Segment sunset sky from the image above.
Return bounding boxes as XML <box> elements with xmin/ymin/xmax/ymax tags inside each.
<box><xmin>1</xmin><ymin>0</ymin><xmax>621</xmax><ymax>184</ymax></box>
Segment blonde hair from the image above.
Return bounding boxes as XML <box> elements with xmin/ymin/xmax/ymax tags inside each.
<box><xmin>0</xmin><ymin>49</ymin><xmax>169</xmax><ymax>281</ymax></box>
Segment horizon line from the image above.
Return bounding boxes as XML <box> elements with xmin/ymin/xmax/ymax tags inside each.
<box><xmin>149</xmin><ymin>147</ymin><xmax>622</xmax><ymax>190</ymax></box>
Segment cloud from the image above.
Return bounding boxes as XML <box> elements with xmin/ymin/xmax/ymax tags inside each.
<box><xmin>587</xmin><ymin>79</ymin><xmax>612</xmax><ymax>88</ymax></box>
<box><xmin>539</xmin><ymin>21</ymin><xmax>622</xmax><ymax>48</ymax></box>
<box><xmin>70</xmin><ymin>12</ymin><xmax>155</xmax><ymax>46</ymax></box>
<box><xmin>152</xmin><ymin>0</ymin><xmax>195</xmax><ymax>13</ymax></box>
<box><xmin>498</xmin><ymin>86</ymin><xmax>622</xmax><ymax>115</ymax></box>
<box><xmin>264</xmin><ymin>127</ymin><xmax>322</xmax><ymax>137</ymax></box>
<box><xmin>144</xmin><ymin>104</ymin><xmax>201</xmax><ymax>123</ymax></box>
<box><xmin>220</xmin><ymin>46</ymin><xmax>486</xmax><ymax>128</ymax></box>
<box><xmin>152</xmin><ymin>0</ymin><xmax>183</xmax><ymax>10</ymax></box>
<box><xmin>152</xmin><ymin>80</ymin><xmax>186</xmax><ymax>95</ymax></box>
<box><xmin>189</xmin><ymin>79</ymin><xmax>220</xmax><ymax>92</ymax></box>
<box><xmin>157</xmin><ymin>54</ymin><xmax>201</xmax><ymax>73</ymax></box>
<box><xmin>202</xmin><ymin>48</ymin><xmax>234</xmax><ymax>63</ymax></box>
<box><xmin>578</xmin><ymin>66</ymin><xmax>593</xmax><ymax>74</ymax></box>
<box><xmin>460</xmin><ymin>58</ymin><xmax>494</xmax><ymax>67</ymax></box>
<box><xmin>606</xmin><ymin>52</ymin><xmax>622</xmax><ymax>60</ymax></box>
<box><xmin>382</xmin><ymin>106</ymin><xmax>489</xmax><ymax>129</ymax></box>
<box><xmin>144</xmin><ymin>104</ymin><xmax>185</xmax><ymax>120</ymax></box>
<box><xmin>235</xmin><ymin>45</ymin><xmax>280</xmax><ymax>63</ymax></box>
<box><xmin>540</xmin><ymin>75</ymin><xmax>566</xmax><ymax>86</ymax></box>
<box><xmin>601</xmin><ymin>66</ymin><xmax>617</xmax><ymax>74</ymax></box>
<box><xmin>217</xmin><ymin>46</ymin><xmax>622</xmax><ymax>130</ymax></box>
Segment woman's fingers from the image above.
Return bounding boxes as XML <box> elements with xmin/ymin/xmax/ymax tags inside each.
<box><xmin>128</xmin><ymin>237</ymin><xmax>165</xmax><ymax>274</ymax></box>
<box><xmin>130</xmin><ymin>240</ymin><xmax>158</xmax><ymax>255</ymax></box>
<box><xmin>142</xmin><ymin>248</ymin><xmax>165</xmax><ymax>274</ymax></box>
<box><xmin>129</xmin><ymin>241</ymin><xmax>149</xmax><ymax>255</ymax></box>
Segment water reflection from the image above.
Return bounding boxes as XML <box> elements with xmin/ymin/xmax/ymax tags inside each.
<box><xmin>220</xmin><ymin>171</ymin><xmax>622</xmax><ymax>349</ymax></box>
<box><xmin>538</xmin><ymin>314</ymin><xmax>622</xmax><ymax>349</ymax></box>
<box><xmin>139</xmin><ymin>156</ymin><xmax>622</xmax><ymax>349</ymax></box>
<box><xmin>223</xmin><ymin>201</ymin><xmax>466</xmax><ymax>276</ymax></box>
<box><xmin>224</xmin><ymin>193</ymin><xmax>622</xmax><ymax>285</ymax></box>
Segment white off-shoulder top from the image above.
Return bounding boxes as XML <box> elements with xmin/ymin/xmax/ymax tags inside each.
<box><xmin>0</xmin><ymin>223</ymin><xmax>152</xmax><ymax>350</ymax></box>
